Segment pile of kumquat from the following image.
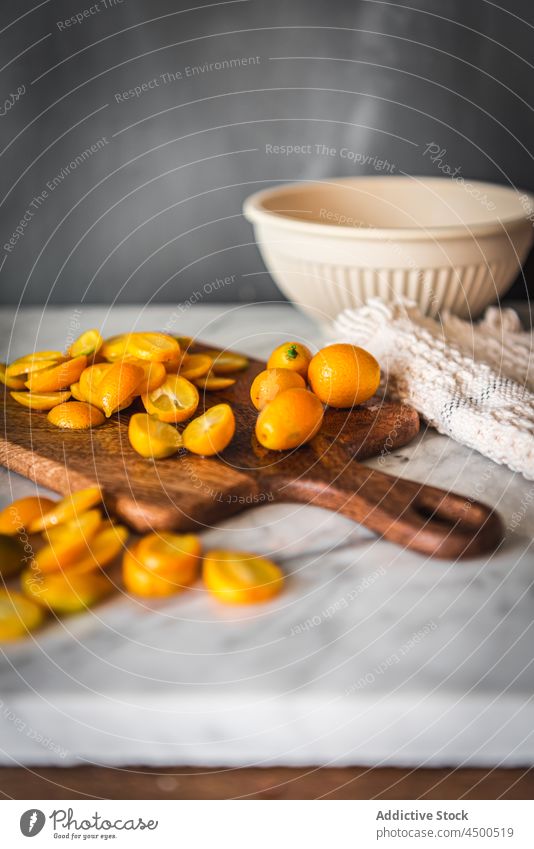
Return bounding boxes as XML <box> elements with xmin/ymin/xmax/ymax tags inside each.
<box><xmin>0</xmin><ymin>486</ymin><xmax>285</xmax><ymax>640</ymax></box>
<box><xmin>1</xmin><ymin>329</ymin><xmax>249</xmax><ymax>459</ymax></box>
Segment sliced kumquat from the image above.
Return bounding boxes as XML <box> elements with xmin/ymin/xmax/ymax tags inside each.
<box><xmin>128</xmin><ymin>413</ymin><xmax>182</xmax><ymax>459</ymax></box>
<box><xmin>78</xmin><ymin>362</ymin><xmax>113</xmax><ymax>408</ymax></box>
<box><xmin>0</xmin><ymin>496</ymin><xmax>56</xmax><ymax>536</ymax></box>
<box><xmin>178</xmin><ymin>353</ymin><xmax>212</xmax><ymax>380</ymax></box>
<box><xmin>58</xmin><ymin>523</ymin><xmax>128</xmax><ymax>574</ymax></box>
<box><xmin>68</xmin><ymin>328</ymin><xmax>103</xmax><ymax>358</ymax></box>
<box><xmin>205</xmin><ymin>350</ymin><xmax>249</xmax><ymax>375</ymax></box>
<box><xmin>135</xmin><ymin>532</ymin><xmax>201</xmax><ymax>575</ymax></box>
<box><xmin>123</xmin><ymin>544</ymin><xmax>197</xmax><ymax>597</ymax></box>
<box><xmin>95</xmin><ymin>361</ymin><xmax>144</xmax><ymax>417</ymax></box>
<box><xmin>25</xmin><ymin>356</ymin><xmax>87</xmax><ymax>392</ymax></box>
<box><xmin>11</xmin><ymin>390</ymin><xmax>71</xmax><ymax>411</ymax></box>
<box><xmin>141</xmin><ymin>374</ymin><xmax>199</xmax><ymax>423</ymax></box>
<box><xmin>70</xmin><ymin>382</ymin><xmax>85</xmax><ymax>402</ymax></box>
<box><xmin>28</xmin><ymin>486</ymin><xmax>103</xmax><ymax>533</ymax></box>
<box><xmin>203</xmin><ymin>550</ymin><xmax>284</xmax><ymax>605</ymax></box>
<box><xmin>0</xmin><ymin>363</ymin><xmax>26</xmax><ymax>390</ymax></box>
<box><xmin>36</xmin><ymin>509</ymin><xmax>103</xmax><ymax>573</ymax></box>
<box><xmin>22</xmin><ymin>565</ymin><xmax>114</xmax><ymax>614</ymax></box>
<box><xmin>47</xmin><ymin>401</ymin><xmax>106</xmax><ymax>429</ymax></box>
<box><xmin>125</xmin><ymin>332</ymin><xmax>180</xmax><ymax>363</ymax></box>
<box><xmin>100</xmin><ymin>334</ymin><xmax>131</xmax><ymax>362</ymax></box>
<box><xmin>120</xmin><ymin>359</ymin><xmax>166</xmax><ymax>393</ymax></box>
<box><xmin>6</xmin><ymin>351</ymin><xmax>65</xmax><ymax>378</ymax></box>
<box><xmin>182</xmin><ymin>403</ymin><xmax>235</xmax><ymax>456</ymax></box>
<box><xmin>0</xmin><ymin>589</ymin><xmax>45</xmax><ymax>640</ymax></box>
<box><xmin>193</xmin><ymin>376</ymin><xmax>236</xmax><ymax>391</ymax></box>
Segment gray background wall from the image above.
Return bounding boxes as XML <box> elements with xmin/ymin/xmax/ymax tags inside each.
<box><xmin>1</xmin><ymin>0</ymin><xmax>533</xmax><ymax>305</ymax></box>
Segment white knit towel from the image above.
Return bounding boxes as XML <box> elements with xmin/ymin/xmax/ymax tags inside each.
<box><xmin>334</xmin><ymin>299</ymin><xmax>534</xmax><ymax>479</ymax></box>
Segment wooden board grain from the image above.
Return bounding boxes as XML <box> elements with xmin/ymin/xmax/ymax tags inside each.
<box><xmin>0</xmin><ymin>348</ymin><xmax>503</xmax><ymax>558</ymax></box>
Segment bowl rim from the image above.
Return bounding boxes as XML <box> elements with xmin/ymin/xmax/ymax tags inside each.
<box><xmin>243</xmin><ymin>176</ymin><xmax>534</xmax><ymax>242</ymax></box>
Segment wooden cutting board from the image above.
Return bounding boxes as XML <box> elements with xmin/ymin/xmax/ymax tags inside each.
<box><xmin>0</xmin><ymin>348</ymin><xmax>502</xmax><ymax>559</ymax></box>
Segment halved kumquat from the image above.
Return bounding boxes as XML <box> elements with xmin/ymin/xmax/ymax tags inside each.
<box><xmin>22</xmin><ymin>565</ymin><xmax>114</xmax><ymax>614</ymax></box>
<box><xmin>135</xmin><ymin>532</ymin><xmax>201</xmax><ymax>575</ymax></box>
<box><xmin>95</xmin><ymin>361</ymin><xmax>144</xmax><ymax>417</ymax></box>
<box><xmin>29</xmin><ymin>486</ymin><xmax>103</xmax><ymax>533</ymax></box>
<box><xmin>0</xmin><ymin>363</ymin><xmax>27</xmax><ymax>390</ymax></box>
<box><xmin>125</xmin><ymin>332</ymin><xmax>180</xmax><ymax>363</ymax></box>
<box><xmin>205</xmin><ymin>350</ymin><xmax>249</xmax><ymax>374</ymax></box>
<box><xmin>194</xmin><ymin>376</ymin><xmax>236</xmax><ymax>391</ymax></box>
<box><xmin>6</xmin><ymin>351</ymin><xmax>64</xmax><ymax>378</ymax></box>
<box><xmin>178</xmin><ymin>354</ymin><xmax>212</xmax><ymax>380</ymax></box>
<box><xmin>47</xmin><ymin>401</ymin><xmax>105</xmax><ymax>429</ymax></box>
<box><xmin>11</xmin><ymin>390</ymin><xmax>71</xmax><ymax>411</ymax></box>
<box><xmin>36</xmin><ymin>509</ymin><xmax>103</xmax><ymax>573</ymax></box>
<box><xmin>25</xmin><ymin>356</ymin><xmax>87</xmax><ymax>392</ymax></box>
<box><xmin>68</xmin><ymin>328</ymin><xmax>103</xmax><ymax>358</ymax></box>
<box><xmin>0</xmin><ymin>496</ymin><xmax>56</xmax><ymax>535</ymax></box>
<box><xmin>203</xmin><ymin>550</ymin><xmax>284</xmax><ymax>605</ymax></box>
<box><xmin>128</xmin><ymin>413</ymin><xmax>182</xmax><ymax>459</ymax></box>
<box><xmin>182</xmin><ymin>403</ymin><xmax>235</xmax><ymax>456</ymax></box>
<box><xmin>141</xmin><ymin>374</ymin><xmax>199</xmax><ymax>423</ymax></box>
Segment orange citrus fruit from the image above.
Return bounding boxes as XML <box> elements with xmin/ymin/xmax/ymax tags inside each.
<box><xmin>125</xmin><ymin>332</ymin><xmax>180</xmax><ymax>363</ymax></box>
<box><xmin>0</xmin><ymin>589</ymin><xmax>45</xmax><ymax>640</ymax></box>
<box><xmin>123</xmin><ymin>547</ymin><xmax>194</xmax><ymax>597</ymax></box>
<box><xmin>47</xmin><ymin>401</ymin><xmax>105</xmax><ymax>429</ymax></box>
<box><xmin>28</xmin><ymin>486</ymin><xmax>102</xmax><ymax>533</ymax></box>
<box><xmin>203</xmin><ymin>550</ymin><xmax>284</xmax><ymax>605</ymax></box>
<box><xmin>10</xmin><ymin>390</ymin><xmax>71</xmax><ymax>411</ymax></box>
<box><xmin>6</xmin><ymin>351</ymin><xmax>64</xmax><ymax>378</ymax></box>
<box><xmin>22</xmin><ymin>565</ymin><xmax>113</xmax><ymax>614</ymax></box>
<box><xmin>95</xmin><ymin>361</ymin><xmax>144</xmax><ymax>417</ymax></box>
<box><xmin>141</xmin><ymin>374</ymin><xmax>199</xmax><ymax>423</ymax></box>
<box><xmin>267</xmin><ymin>342</ymin><xmax>312</xmax><ymax>379</ymax></box>
<box><xmin>308</xmin><ymin>343</ymin><xmax>380</xmax><ymax>408</ymax></box>
<box><xmin>62</xmin><ymin>523</ymin><xmax>128</xmax><ymax>574</ymax></box>
<box><xmin>36</xmin><ymin>509</ymin><xmax>103</xmax><ymax>573</ymax></box>
<box><xmin>182</xmin><ymin>403</ymin><xmax>235</xmax><ymax>456</ymax></box>
<box><xmin>68</xmin><ymin>328</ymin><xmax>103</xmax><ymax>358</ymax></box>
<box><xmin>250</xmin><ymin>368</ymin><xmax>305</xmax><ymax>411</ymax></box>
<box><xmin>204</xmin><ymin>350</ymin><xmax>249</xmax><ymax>374</ymax></box>
<box><xmin>193</xmin><ymin>376</ymin><xmax>235</xmax><ymax>391</ymax></box>
<box><xmin>136</xmin><ymin>532</ymin><xmax>202</xmax><ymax>574</ymax></box>
<box><xmin>0</xmin><ymin>534</ymin><xmax>26</xmax><ymax>578</ymax></box>
<box><xmin>178</xmin><ymin>354</ymin><xmax>212</xmax><ymax>380</ymax></box>
<box><xmin>128</xmin><ymin>413</ymin><xmax>182</xmax><ymax>459</ymax></box>
<box><xmin>24</xmin><ymin>356</ymin><xmax>87</xmax><ymax>392</ymax></box>
<box><xmin>255</xmin><ymin>388</ymin><xmax>323</xmax><ymax>450</ymax></box>
<box><xmin>0</xmin><ymin>363</ymin><xmax>26</xmax><ymax>390</ymax></box>
<box><xmin>0</xmin><ymin>496</ymin><xmax>55</xmax><ymax>535</ymax></box>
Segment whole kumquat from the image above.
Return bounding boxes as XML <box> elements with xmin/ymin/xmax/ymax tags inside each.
<box><xmin>267</xmin><ymin>342</ymin><xmax>312</xmax><ymax>379</ymax></box>
<box><xmin>255</xmin><ymin>388</ymin><xmax>323</xmax><ymax>451</ymax></box>
<box><xmin>250</xmin><ymin>368</ymin><xmax>305</xmax><ymax>411</ymax></box>
<box><xmin>308</xmin><ymin>343</ymin><xmax>380</xmax><ymax>408</ymax></box>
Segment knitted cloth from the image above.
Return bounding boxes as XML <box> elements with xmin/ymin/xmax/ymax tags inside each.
<box><xmin>334</xmin><ymin>299</ymin><xmax>534</xmax><ymax>479</ymax></box>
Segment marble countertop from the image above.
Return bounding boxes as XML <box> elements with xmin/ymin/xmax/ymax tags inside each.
<box><xmin>0</xmin><ymin>303</ymin><xmax>533</xmax><ymax>768</ymax></box>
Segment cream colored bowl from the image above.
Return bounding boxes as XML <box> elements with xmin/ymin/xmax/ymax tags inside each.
<box><xmin>243</xmin><ymin>176</ymin><xmax>534</xmax><ymax>324</ymax></box>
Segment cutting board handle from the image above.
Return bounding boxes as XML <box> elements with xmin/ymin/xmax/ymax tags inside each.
<box><xmin>266</xmin><ymin>464</ymin><xmax>503</xmax><ymax>559</ymax></box>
